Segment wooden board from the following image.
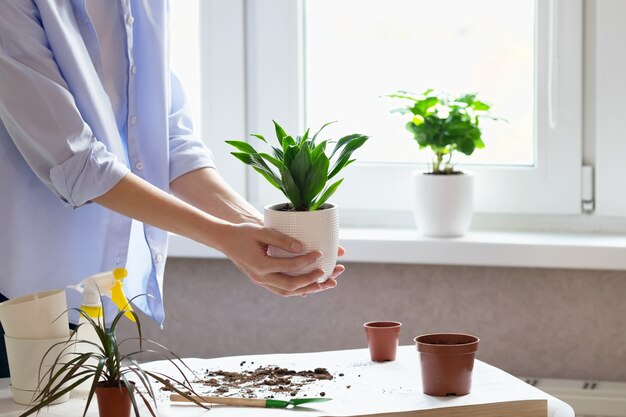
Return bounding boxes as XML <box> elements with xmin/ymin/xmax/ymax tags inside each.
<box><xmin>331</xmin><ymin>399</ymin><xmax>547</xmax><ymax>417</ymax></box>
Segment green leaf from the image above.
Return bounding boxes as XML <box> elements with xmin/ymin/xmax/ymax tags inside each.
<box><xmin>272</xmin><ymin>146</ymin><xmax>284</xmax><ymax>160</ymax></box>
<box><xmin>279</xmin><ymin>165</ymin><xmax>302</xmax><ymax>208</ymax></box>
<box><xmin>290</xmin><ymin>145</ymin><xmax>312</xmax><ymax>194</ymax></box>
<box><xmin>256</xmin><ymin>153</ymin><xmax>286</xmax><ymax>171</ymax></box>
<box><xmin>273</xmin><ymin>120</ymin><xmax>288</xmax><ymax>147</ymax></box>
<box><xmin>329</xmin><ymin>135</ymin><xmax>369</xmax><ymax>178</ymax></box>
<box><xmin>303</xmin><ymin>153</ymin><xmax>329</xmax><ymax>204</ymax></box>
<box><xmin>472</xmin><ymin>100</ymin><xmax>490</xmax><ymax>111</ymax></box>
<box><xmin>311</xmin><ymin>178</ymin><xmax>343</xmax><ymax>210</ymax></box>
<box><xmin>311</xmin><ymin>121</ymin><xmax>337</xmax><ymax>142</ymax></box>
<box><xmin>311</xmin><ymin>139</ymin><xmax>329</xmax><ymax>160</ymax></box>
<box><xmin>330</xmin><ymin>133</ymin><xmax>367</xmax><ymax>159</ymax></box>
<box><xmin>250</xmin><ymin>133</ymin><xmax>267</xmax><ymax>143</ymax></box>
<box><xmin>225</xmin><ymin>140</ymin><xmax>258</xmax><ymax>154</ymax></box>
<box><xmin>250</xmin><ymin>169</ymin><xmax>278</xmax><ymax>191</ymax></box>
<box><xmin>283</xmin><ymin>145</ymin><xmax>299</xmax><ymax>168</ymax></box>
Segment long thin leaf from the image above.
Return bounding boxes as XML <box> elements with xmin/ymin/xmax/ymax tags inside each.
<box><xmin>311</xmin><ymin>120</ymin><xmax>337</xmax><ymax>142</ymax></box>
<box><xmin>225</xmin><ymin>140</ymin><xmax>258</xmax><ymax>154</ymax></box>
<box><xmin>273</xmin><ymin>120</ymin><xmax>287</xmax><ymax>148</ymax></box>
<box><xmin>82</xmin><ymin>358</ymin><xmax>106</xmax><ymax>417</ymax></box>
<box><xmin>311</xmin><ymin>179</ymin><xmax>343</xmax><ymax>210</ymax></box>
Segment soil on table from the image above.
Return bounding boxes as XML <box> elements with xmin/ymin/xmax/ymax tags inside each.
<box><xmin>162</xmin><ymin>365</ymin><xmax>334</xmax><ymax>399</ymax></box>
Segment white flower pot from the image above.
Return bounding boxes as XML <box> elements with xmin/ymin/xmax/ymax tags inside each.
<box><xmin>264</xmin><ymin>203</ymin><xmax>339</xmax><ymax>283</ymax></box>
<box><xmin>413</xmin><ymin>171</ymin><xmax>474</xmax><ymax>237</ymax></box>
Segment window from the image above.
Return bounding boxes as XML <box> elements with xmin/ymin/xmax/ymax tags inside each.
<box><xmin>169</xmin><ymin>0</ymin><xmax>201</xmax><ymax>138</ymax></box>
<box><xmin>306</xmin><ymin>0</ymin><xmax>535</xmax><ymax>167</ymax></box>
<box><xmin>244</xmin><ymin>0</ymin><xmax>583</xmax><ymax>219</ymax></box>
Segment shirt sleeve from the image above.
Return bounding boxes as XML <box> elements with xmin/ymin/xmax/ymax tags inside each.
<box><xmin>0</xmin><ymin>1</ymin><xmax>129</xmax><ymax>208</ymax></box>
<box><xmin>168</xmin><ymin>72</ymin><xmax>216</xmax><ymax>183</ymax></box>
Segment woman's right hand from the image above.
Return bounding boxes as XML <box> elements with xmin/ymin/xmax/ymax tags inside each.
<box><xmin>216</xmin><ymin>222</ymin><xmax>342</xmax><ymax>297</ymax></box>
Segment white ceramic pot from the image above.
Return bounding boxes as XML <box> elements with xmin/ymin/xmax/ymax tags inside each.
<box><xmin>4</xmin><ymin>335</ymin><xmax>72</xmax><ymax>405</ymax></box>
<box><xmin>264</xmin><ymin>203</ymin><xmax>339</xmax><ymax>283</ymax></box>
<box><xmin>0</xmin><ymin>289</ymin><xmax>69</xmax><ymax>339</ymax></box>
<box><xmin>413</xmin><ymin>171</ymin><xmax>474</xmax><ymax>237</ymax></box>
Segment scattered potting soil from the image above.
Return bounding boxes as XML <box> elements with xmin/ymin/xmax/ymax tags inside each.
<box><xmin>162</xmin><ymin>365</ymin><xmax>334</xmax><ymax>398</ymax></box>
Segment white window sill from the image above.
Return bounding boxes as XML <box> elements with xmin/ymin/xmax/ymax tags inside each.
<box><xmin>168</xmin><ymin>228</ymin><xmax>626</xmax><ymax>271</ymax></box>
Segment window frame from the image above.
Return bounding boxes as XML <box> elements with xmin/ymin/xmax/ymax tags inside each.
<box><xmin>240</xmin><ymin>0</ymin><xmax>583</xmax><ymax>218</ymax></box>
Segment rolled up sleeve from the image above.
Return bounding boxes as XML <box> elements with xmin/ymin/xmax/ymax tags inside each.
<box><xmin>0</xmin><ymin>0</ymin><xmax>129</xmax><ymax>207</ymax></box>
<box><xmin>168</xmin><ymin>72</ymin><xmax>215</xmax><ymax>183</ymax></box>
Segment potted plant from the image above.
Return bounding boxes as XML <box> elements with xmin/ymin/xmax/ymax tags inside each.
<box><xmin>19</xmin><ymin>302</ymin><xmax>208</xmax><ymax>417</ymax></box>
<box><xmin>387</xmin><ymin>89</ymin><xmax>498</xmax><ymax>237</ymax></box>
<box><xmin>227</xmin><ymin>121</ymin><xmax>369</xmax><ymax>281</ymax></box>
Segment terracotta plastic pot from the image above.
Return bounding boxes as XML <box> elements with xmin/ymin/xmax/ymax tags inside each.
<box><xmin>364</xmin><ymin>321</ymin><xmax>402</xmax><ymax>362</ymax></box>
<box><xmin>95</xmin><ymin>383</ymin><xmax>132</xmax><ymax>417</ymax></box>
<box><xmin>264</xmin><ymin>203</ymin><xmax>339</xmax><ymax>282</ymax></box>
<box><xmin>415</xmin><ymin>333</ymin><xmax>479</xmax><ymax>396</ymax></box>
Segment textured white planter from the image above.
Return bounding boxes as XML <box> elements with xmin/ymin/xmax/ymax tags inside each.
<box><xmin>264</xmin><ymin>203</ymin><xmax>339</xmax><ymax>283</ymax></box>
<box><xmin>413</xmin><ymin>171</ymin><xmax>474</xmax><ymax>237</ymax></box>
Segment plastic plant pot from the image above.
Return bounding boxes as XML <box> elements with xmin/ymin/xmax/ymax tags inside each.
<box><xmin>363</xmin><ymin>321</ymin><xmax>402</xmax><ymax>362</ymax></box>
<box><xmin>95</xmin><ymin>383</ymin><xmax>133</xmax><ymax>417</ymax></box>
<box><xmin>415</xmin><ymin>333</ymin><xmax>479</xmax><ymax>396</ymax></box>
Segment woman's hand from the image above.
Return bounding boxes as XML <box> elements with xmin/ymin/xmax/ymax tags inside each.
<box><xmin>217</xmin><ymin>222</ymin><xmax>345</xmax><ymax>297</ymax></box>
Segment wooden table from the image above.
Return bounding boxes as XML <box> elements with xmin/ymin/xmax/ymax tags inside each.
<box><xmin>0</xmin><ymin>346</ymin><xmax>574</xmax><ymax>417</ymax></box>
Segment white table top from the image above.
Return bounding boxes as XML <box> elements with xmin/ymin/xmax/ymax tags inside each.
<box><xmin>0</xmin><ymin>346</ymin><xmax>574</xmax><ymax>417</ymax></box>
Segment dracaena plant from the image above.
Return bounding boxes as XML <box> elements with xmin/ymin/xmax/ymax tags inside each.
<box><xmin>226</xmin><ymin>121</ymin><xmax>369</xmax><ymax>211</ymax></box>
<box><xmin>20</xmin><ymin>298</ymin><xmax>208</xmax><ymax>417</ymax></box>
<box><xmin>387</xmin><ymin>89</ymin><xmax>498</xmax><ymax>174</ymax></box>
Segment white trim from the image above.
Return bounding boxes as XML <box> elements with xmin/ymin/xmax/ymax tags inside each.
<box><xmin>168</xmin><ymin>228</ymin><xmax>626</xmax><ymax>271</ymax></box>
<box><xmin>244</xmin><ymin>0</ymin><xmax>583</xmax><ymax>215</ymax></box>
<box><xmin>200</xmin><ymin>0</ymin><xmax>247</xmax><ymax>194</ymax></box>
<box><xmin>593</xmin><ymin>0</ymin><xmax>626</xmax><ymax>217</ymax></box>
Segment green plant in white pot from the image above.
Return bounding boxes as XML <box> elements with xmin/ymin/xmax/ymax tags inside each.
<box><xmin>226</xmin><ymin>121</ymin><xmax>368</xmax><ymax>281</ymax></box>
<box><xmin>388</xmin><ymin>89</ymin><xmax>498</xmax><ymax>237</ymax></box>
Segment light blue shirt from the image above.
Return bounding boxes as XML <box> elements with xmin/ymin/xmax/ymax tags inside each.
<box><xmin>0</xmin><ymin>0</ymin><xmax>215</xmax><ymax>324</ymax></box>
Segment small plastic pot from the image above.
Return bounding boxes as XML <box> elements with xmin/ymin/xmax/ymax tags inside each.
<box><xmin>415</xmin><ymin>333</ymin><xmax>479</xmax><ymax>396</ymax></box>
<box><xmin>364</xmin><ymin>321</ymin><xmax>402</xmax><ymax>362</ymax></box>
<box><xmin>95</xmin><ymin>383</ymin><xmax>132</xmax><ymax>417</ymax></box>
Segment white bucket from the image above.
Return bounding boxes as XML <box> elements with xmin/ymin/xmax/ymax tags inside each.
<box><xmin>0</xmin><ymin>290</ymin><xmax>69</xmax><ymax>339</ymax></box>
<box><xmin>4</xmin><ymin>335</ymin><xmax>73</xmax><ymax>405</ymax></box>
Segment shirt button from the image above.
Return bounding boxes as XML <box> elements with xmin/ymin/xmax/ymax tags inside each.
<box><xmin>127</xmin><ymin>16</ymin><xmax>134</xmax><ymax>25</ymax></box>
<box><xmin>130</xmin><ymin>66</ymin><xmax>137</xmax><ymax>75</ymax></box>
<box><xmin>130</xmin><ymin>115</ymin><xmax>137</xmax><ymax>124</ymax></box>
<box><xmin>155</xmin><ymin>254</ymin><xmax>164</xmax><ymax>263</ymax></box>
<box><xmin>135</xmin><ymin>161</ymin><xmax>144</xmax><ymax>171</ymax></box>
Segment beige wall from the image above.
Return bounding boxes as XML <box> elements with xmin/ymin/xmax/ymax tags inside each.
<box><xmin>118</xmin><ymin>258</ymin><xmax>626</xmax><ymax>381</ymax></box>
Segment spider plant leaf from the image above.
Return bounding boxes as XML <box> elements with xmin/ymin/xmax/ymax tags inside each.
<box><xmin>273</xmin><ymin>120</ymin><xmax>288</xmax><ymax>147</ymax></box>
<box><xmin>145</xmin><ymin>370</ymin><xmax>210</xmax><ymax>410</ymax></box>
<box><xmin>82</xmin><ymin>358</ymin><xmax>107</xmax><ymax>417</ymax></box>
<box><xmin>122</xmin><ymin>358</ymin><xmax>156</xmax><ymax>400</ymax></box>
<box><xmin>121</xmin><ymin>373</ymin><xmax>143</xmax><ymax>417</ymax></box>
<box><xmin>311</xmin><ymin>178</ymin><xmax>343</xmax><ymax>211</ymax></box>
<box><xmin>133</xmin><ymin>384</ymin><xmax>157</xmax><ymax>417</ymax></box>
<box><xmin>225</xmin><ymin>140</ymin><xmax>258</xmax><ymax>154</ymax></box>
<box><xmin>18</xmin><ymin>374</ymin><xmax>94</xmax><ymax>417</ymax></box>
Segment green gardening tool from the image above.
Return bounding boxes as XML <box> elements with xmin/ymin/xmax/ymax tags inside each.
<box><xmin>170</xmin><ymin>393</ymin><xmax>332</xmax><ymax>409</ymax></box>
